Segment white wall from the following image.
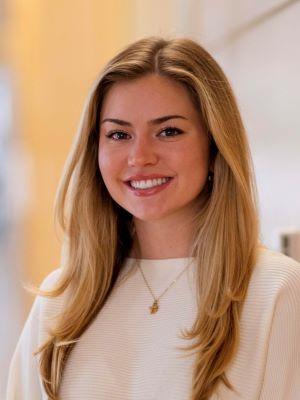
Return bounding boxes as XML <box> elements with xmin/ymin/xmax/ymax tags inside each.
<box><xmin>202</xmin><ymin>0</ymin><xmax>300</xmax><ymax>250</ymax></box>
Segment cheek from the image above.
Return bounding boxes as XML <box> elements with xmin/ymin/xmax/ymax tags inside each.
<box><xmin>98</xmin><ymin>150</ymin><xmax>108</xmax><ymax>173</ymax></box>
<box><xmin>180</xmin><ymin>142</ymin><xmax>210</xmax><ymax>176</ymax></box>
<box><xmin>98</xmin><ymin>147</ymin><xmax>124</xmax><ymax>190</ymax></box>
<box><xmin>98</xmin><ymin>149</ymin><xmax>113</xmax><ymax>189</ymax></box>
<box><xmin>98</xmin><ymin>145</ymin><xmax>114</xmax><ymax>170</ymax></box>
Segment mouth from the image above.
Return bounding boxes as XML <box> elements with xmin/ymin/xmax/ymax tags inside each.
<box><xmin>127</xmin><ymin>177</ymin><xmax>172</xmax><ymax>190</ymax></box>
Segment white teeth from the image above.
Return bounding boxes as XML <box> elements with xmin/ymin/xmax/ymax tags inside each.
<box><xmin>130</xmin><ymin>177</ymin><xmax>169</xmax><ymax>189</ymax></box>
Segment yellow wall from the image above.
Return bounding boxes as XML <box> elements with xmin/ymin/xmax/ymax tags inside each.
<box><xmin>7</xmin><ymin>1</ymin><xmax>135</xmax><ymax>308</ymax></box>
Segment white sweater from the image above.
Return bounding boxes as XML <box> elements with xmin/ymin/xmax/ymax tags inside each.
<box><xmin>6</xmin><ymin>248</ymin><xmax>300</xmax><ymax>399</ymax></box>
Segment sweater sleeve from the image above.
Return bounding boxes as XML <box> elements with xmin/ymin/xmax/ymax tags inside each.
<box><xmin>259</xmin><ymin>266</ymin><xmax>300</xmax><ymax>400</ymax></box>
<box><xmin>6</xmin><ymin>295</ymin><xmax>44</xmax><ymax>400</ymax></box>
<box><xmin>6</xmin><ymin>269</ymin><xmax>62</xmax><ymax>400</ymax></box>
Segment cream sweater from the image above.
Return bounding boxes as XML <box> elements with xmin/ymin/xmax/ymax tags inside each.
<box><xmin>6</xmin><ymin>249</ymin><xmax>300</xmax><ymax>399</ymax></box>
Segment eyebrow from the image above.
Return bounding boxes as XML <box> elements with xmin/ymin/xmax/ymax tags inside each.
<box><xmin>100</xmin><ymin>115</ymin><xmax>188</xmax><ymax>126</ymax></box>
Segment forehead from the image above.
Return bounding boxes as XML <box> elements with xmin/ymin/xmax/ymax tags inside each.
<box><xmin>100</xmin><ymin>74</ymin><xmax>198</xmax><ymax>120</ymax></box>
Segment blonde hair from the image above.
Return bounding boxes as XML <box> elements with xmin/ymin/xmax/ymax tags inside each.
<box><xmin>33</xmin><ymin>37</ymin><xmax>258</xmax><ymax>399</ymax></box>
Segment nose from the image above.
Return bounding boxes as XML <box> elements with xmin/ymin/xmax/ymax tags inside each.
<box><xmin>128</xmin><ymin>135</ymin><xmax>159</xmax><ymax>167</ymax></box>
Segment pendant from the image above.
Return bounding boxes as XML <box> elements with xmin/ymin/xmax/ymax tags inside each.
<box><xmin>150</xmin><ymin>300</ymin><xmax>159</xmax><ymax>314</ymax></box>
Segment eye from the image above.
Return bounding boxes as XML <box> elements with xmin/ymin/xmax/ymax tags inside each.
<box><xmin>106</xmin><ymin>130</ymin><xmax>131</xmax><ymax>140</ymax></box>
<box><xmin>158</xmin><ymin>127</ymin><xmax>184</xmax><ymax>137</ymax></box>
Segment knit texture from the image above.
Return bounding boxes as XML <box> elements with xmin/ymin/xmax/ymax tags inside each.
<box><xmin>6</xmin><ymin>249</ymin><xmax>300</xmax><ymax>399</ymax></box>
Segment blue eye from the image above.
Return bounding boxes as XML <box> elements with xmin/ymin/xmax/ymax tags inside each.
<box><xmin>107</xmin><ymin>131</ymin><xmax>130</xmax><ymax>140</ymax></box>
<box><xmin>159</xmin><ymin>127</ymin><xmax>183</xmax><ymax>137</ymax></box>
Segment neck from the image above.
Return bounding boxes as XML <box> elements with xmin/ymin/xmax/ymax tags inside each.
<box><xmin>131</xmin><ymin>216</ymin><xmax>195</xmax><ymax>260</ymax></box>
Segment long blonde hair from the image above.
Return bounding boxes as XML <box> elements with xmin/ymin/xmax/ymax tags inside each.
<box><xmin>33</xmin><ymin>37</ymin><xmax>258</xmax><ymax>399</ymax></box>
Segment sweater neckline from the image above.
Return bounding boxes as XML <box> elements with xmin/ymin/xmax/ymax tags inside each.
<box><xmin>124</xmin><ymin>257</ymin><xmax>195</xmax><ymax>283</ymax></box>
<box><xmin>126</xmin><ymin>256</ymin><xmax>194</xmax><ymax>263</ymax></box>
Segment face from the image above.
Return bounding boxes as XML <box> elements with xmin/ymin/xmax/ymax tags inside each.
<box><xmin>98</xmin><ymin>74</ymin><xmax>210</xmax><ymax>224</ymax></box>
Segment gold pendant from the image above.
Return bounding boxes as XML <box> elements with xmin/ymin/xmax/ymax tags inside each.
<box><xmin>150</xmin><ymin>300</ymin><xmax>159</xmax><ymax>314</ymax></box>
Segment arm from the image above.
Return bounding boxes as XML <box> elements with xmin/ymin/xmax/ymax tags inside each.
<box><xmin>6</xmin><ymin>268</ymin><xmax>62</xmax><ymax>400</ymax></box>
<box><xmin>6</xmin><ymin>296</ymin><xmax>44</xmax><ymax>400</ymax></box>
<box><xmin>259</xmin><ymin>269</ymin><xmax>300</xmax><ymax>400</ymax></box>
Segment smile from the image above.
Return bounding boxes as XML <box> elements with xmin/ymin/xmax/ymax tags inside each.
<box><xmin>129</xmin><ymin>177</ymin><xmax>171</xmax><ymax>189</ymax></box>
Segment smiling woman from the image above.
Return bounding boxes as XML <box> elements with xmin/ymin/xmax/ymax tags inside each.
<box><xmin>6</xmin><ymin>37</ymin><xmax>300</xmax><ymax>400</ymax></box>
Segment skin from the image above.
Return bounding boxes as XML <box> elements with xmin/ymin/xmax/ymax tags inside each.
<box><xmin>98</xmin><ymin>74</ymin><xmax>210</xmax><ymax>259</ymax></box>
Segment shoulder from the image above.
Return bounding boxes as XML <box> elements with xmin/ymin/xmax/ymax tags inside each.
<box><xmin>35</xmin><ymin>268</ymin><xmax>68</xmax><ymax>339</ymax></box>
<box><xmin>230</xmin><ymin>251</ymin><xmax>300</xmax><ymax>398</ymax></box>
<box><xmin>245</xmin><ymin>247</ymin><xmax>300</xmax><ymax>312</ymax></box>
<box><xmin>241</xmin><ymin>247</ymin><xmax>300</xmax><ymax>339</ymax></box>
<box><xmin>256</xmin><ymin>246</ymin><xmax>300</xmax><ymax>270</ymax></box>
<box><xmin>252</xmin><ymin>247</ymin><xmax>300</xmax><ymax>290</ymax></box>
<box><xmin>39</xmin><ymin>267</ymin><xmax>63</xmax><ymax>290</ymax></box>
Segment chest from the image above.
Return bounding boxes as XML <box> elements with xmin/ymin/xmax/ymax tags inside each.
<box><xmin>59</xmin><ymin>271</ymin><xmax>198</xmax><ymax>399</ymax></box>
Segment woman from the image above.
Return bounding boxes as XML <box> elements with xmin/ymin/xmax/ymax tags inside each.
<box><xmin>7</xmin><ymin>37</ymin><xmax>300</xmax><ymax>400</ymax></box>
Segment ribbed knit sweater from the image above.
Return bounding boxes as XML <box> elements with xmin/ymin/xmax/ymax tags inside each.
<box><xmin>6</xmin><ymin>248</ymin><xmax>300</xmax><ymax>399</ymax></box>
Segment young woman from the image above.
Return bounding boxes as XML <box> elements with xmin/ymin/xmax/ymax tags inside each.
<box><xmin>7</xmin><ymin>37</ymin><xmax>300</xmax><ymax>400</ymax></box>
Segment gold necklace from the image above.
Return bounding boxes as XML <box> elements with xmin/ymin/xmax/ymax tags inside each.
<box><xmin>137</xmin><ymin>259</ymin><xmax>193</xmax><ymax>314</ymax></box>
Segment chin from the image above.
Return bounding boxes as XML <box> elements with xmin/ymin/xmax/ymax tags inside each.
<box><xmin>132</xmin><ymin>213</ymin><xmax>166</xmax><ymax>222</ymax></box>
<box><xmin>130</xmin><ymin>208</ymin><xmax>169</xmax><ymax>222</ymax></box>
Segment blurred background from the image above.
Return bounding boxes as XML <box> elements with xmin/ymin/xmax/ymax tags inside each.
<box><xmin>1</xmin><ymin>0</ymin><xmax>300</xmax><ymax>396</ymax></box>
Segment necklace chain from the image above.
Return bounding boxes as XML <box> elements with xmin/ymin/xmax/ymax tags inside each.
<box><xmin>137</xmin><ymin>260</ymin><xmax>192</xmax><ymax>314</ymax></box>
